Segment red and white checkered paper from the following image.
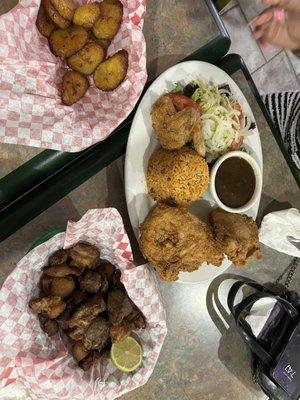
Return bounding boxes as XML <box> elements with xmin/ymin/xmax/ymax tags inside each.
<box><xmin>0</xmin><ymin>0</ymin><xmax>147</xmax><ymax>152</ymax></box>
<box><xmin>0</xmin><ymin>208</ymin><xmax>167</xmax><ymax>400</ymax></box>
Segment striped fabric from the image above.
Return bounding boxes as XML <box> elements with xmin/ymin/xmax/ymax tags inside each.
<box><xmin>263</xmin><ymin>91</ymin><xmax>300</xmax><ymax>170</ymax></box>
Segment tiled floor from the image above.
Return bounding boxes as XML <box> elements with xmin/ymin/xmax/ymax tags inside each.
<box><xmin>221</xmin><ymin>0</ymin><xmax>300</xmax><ymax>94</ymax></box>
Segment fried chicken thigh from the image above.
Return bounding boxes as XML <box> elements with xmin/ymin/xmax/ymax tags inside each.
<box><xmin>140</xmin><ymin>204</ymin><xmax>223</xmax><ymax>281</ymax></box>
<box><xmin>210</xmin><ymin>208</ymin><xmax>261</xmax><ymax>266</ymax></box>
<box><xmin>151</xmin><ymin>94</ymin><xmax>201</xmax><ymax>150</ymax></box>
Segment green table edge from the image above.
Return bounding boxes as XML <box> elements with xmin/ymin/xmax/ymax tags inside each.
<box><xmin>0</xmin><ymin>0</ymin><xmax>230</xmax><ymax>210</ymax></box>
<box><xmin>28</xmin><ymin>226</ymin><xmax>66</xmax><ymax>252</ymax></box>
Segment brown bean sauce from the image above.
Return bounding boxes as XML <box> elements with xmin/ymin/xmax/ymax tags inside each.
<box><xmin>215</xmin><ymin>157</ymin><xmax>256</xmax><ymax>208</ymax></box>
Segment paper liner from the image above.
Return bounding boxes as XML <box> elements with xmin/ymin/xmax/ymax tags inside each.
<box><xmin>0</xmin><ymin>208</ymin><xmax>167</xmax><ymax>400</ymax></box>
<box><xmin>0</xmin><ymin>0</ymin><xmax>147</xmax><ymax>152</ymax></box>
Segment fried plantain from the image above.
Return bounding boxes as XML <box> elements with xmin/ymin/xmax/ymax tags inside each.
<box><xmin>89</xmin><ymin>32</ymin><xmax>111</xmax><ymax>51</ymax></box>
<box><xmin>62</xmin><ymin>70</ymin><xmax>89</xmax><ymax>106</ymax></box>
<box><xmin>69</xmin><ymin>243</ymin><xmax>100</xmax><ymax>269</ymax></box>
<box><xmin>44</xmin><ymin>0</ymin><xmax>71</xmax><ymax>29</ymax></box>
<box><xmin>92</xmin><ymin>0</ymin><xmax>123</xmax><ymax>40</ymax></box>
<box><xmin>93</xmin><ymin>50</ymin><xmax>128</xmax><ymax>91</ymax></box>
<box><xmin>36</xmin><ymin>2</ymin><xmax>57</xmax><ymax>38</ymax></box>
<box><xmin>50</xmin><ymin>0</ymin><xmax>74</xmax><ymax>22</ymax></box>
<box><xmin>73</xmin><ymin>2</ymin><xmax>101</xmax><ymax>29</ymax></box>
<box><xmin>29</xmin><ymin>296</ymin><xmax>66</xmax><ymax>319</ymax></box>
<box><xmin>48</xmin><ymin>276</ymin><xmax>76</xmax><ymax>298</ymax></box>
<box><xmin>49</xmin><ymin>26</ymin><xmax>88</xmax><ymax>58</ymax></box>
<box><xmin>49</xmin><ymin>249</ymin><xmax>69</xmax><ymax>266</ymax></box>
<box><xmin>67</xmin><ymin>42</ymin><xmax>105</xmax><ymax>75</ymax></box>
<box><xmin>72</xmin><ymin>342</ymin><xmax>89</xmax><ymax>361</ymax></box>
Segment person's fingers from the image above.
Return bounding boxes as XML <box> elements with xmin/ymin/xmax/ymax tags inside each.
<box><xmin>254</xmin><ymin>19</ymin><xmax>282</xmax><ymax>46</ymax></box>
<box><xmin>249</xmin><ymin>9</ymin><xmax>274</xmax><ymax>27</ymax></box>
<box><xmin>262</xmin><ymin>0</ymin><xmax>300</xmax><ymax>11</ymax></box>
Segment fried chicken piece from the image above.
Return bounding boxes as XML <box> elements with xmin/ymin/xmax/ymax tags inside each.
<box><xmin>29</xmin><ymin>296</ymin><xmax>66</xmax><ymax>319</ymax></box>
<box><xmin>69</xmin><ymin>243</ymin><xmax>100</xmax><ymax>269</ymax></box>
<box><xmin>151</xmin><ymin>94</ymin><xmax>201</xmax><ymax>150</ymax></box>
<box><xmin>140</xmin><ymin>204</ymin><xmax>224</xmax><ymax>281</ymax></box>
<box><xmin>210</xmin><ymin>208</ymin><xmax>261</xmax><ymax>267</ymax></box>
<box><xmin>79</xmin><ymin>270</ymin><xmax>102</xmax><ymax>293</ymax></box>
<box><xmin>72</xmin><ymin>342</ymin><xmax>88</xmax><ymax>361</ymax></box>
<box><xmin>107</xmin><ymin>289</ymin><xmax>133</xmax><ymax>326</ymax></box>
<box><xmin>109</xmin><ymin>320</ymin><xmax>131</xmax><ymax>343</ymax></box>
<box><xmin>82</xmin><ymin>317</ymin><xmax>109</xmax><ymax>350</ymax></box>
<box><xmin>68</xmin><ymin>294</ymin><xmax>106</xmax><ymax>329</ymax></box>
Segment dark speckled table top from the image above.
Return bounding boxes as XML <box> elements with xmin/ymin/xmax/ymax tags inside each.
<box><xmin>0</xmin><ymin>2</ymin><xmax>299</xmax><ymax>400</ymax></box>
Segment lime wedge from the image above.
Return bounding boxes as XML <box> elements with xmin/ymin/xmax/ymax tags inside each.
<box><xmin>110</xmin><ymin>337</ymin><xmax>143</xmax><ymax>373</ymax></box>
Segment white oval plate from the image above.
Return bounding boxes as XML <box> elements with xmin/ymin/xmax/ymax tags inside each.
<box><xmin>125</xmin><ymin>60</ymin><xmax>263</xmax><ymax>283</ymax></box>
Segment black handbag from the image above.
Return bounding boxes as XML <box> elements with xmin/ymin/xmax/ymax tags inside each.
<box><xmin>227</xmin><ymin>264</ymin><xmax>300</xmax><ymax>400</ymax></box>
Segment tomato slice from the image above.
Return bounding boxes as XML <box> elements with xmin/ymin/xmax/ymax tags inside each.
<box><xmin>168</xmin><ymin>93</ymin><xmax>201</xmax><ymax>113</ymax></box>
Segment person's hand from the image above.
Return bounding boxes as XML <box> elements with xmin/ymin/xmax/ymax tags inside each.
<box><xmin>250</xmin><ymin>0</ymin><xmax>300</xmax><ymax>50</ymax></box>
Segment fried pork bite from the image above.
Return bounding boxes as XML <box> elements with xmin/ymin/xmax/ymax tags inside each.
<box><xmin>68</xmin><ymin>294</ymin><xmax>106</xmax><ymax>329</ymax></box>
<box><xmin>151</xmin><ymin>94</ymin><xmax>202</xmax><ymax>150</ymax></box>
<box><xmin>210</xmin><ymin>208</ymin><xmax>261</xmax><ymax>267</ymax></box>
<box><xmin>43</xmin><ymin>264</ymin><xmax>81</xmax><ymax>277</ymax></box>
<box><xmin>109</xmin><ymin>320</ymin><xmax>131</xmax><ymax>343</ymax></box>
<box><xmin>41</xmin><ymin>318</ymin><xmax>59</xmax><ymax>336</ymax></box>
<box><xmin>49</xmin><ymin>249</ymin><xmax>69</xmax><ymax>266</ymax></box>
<box><xmin>140</xmin><ymin>204</ymin><xmax>224</xmax><ymax>281</ymax></box>
<box><xmin>79</xmin><ymin>270</ymin><xmax>102</xmax><ymax>293</ymax></box>
<box><xmin>69</xmin><ymin>243</ymin><xmax>100</xmax><ymax>269</ymax></box>
<box><xmin>29</xmin><ymin>296</ymin><xmax>66</xmax><ymax>319</ymax></box>
<box><xmin>126</xmin><ymin>300</ymin><xmax>147</xmax><ymax>330</ymax></box>
<box><xmin>107</xmin><ymin>289</ymin><xmax>133</xmax><ymax>326</ymax></box>
<box><xmin>72</xmin><ymin>341</ymin><xmax>89</xmax><ymax>362</ymax></box>
<box><xmin>46</xmin><ymin>276</ymin><xmax>76</xmax><ymax>298</ymax></box>
<box><xmin>78</xmin><ymin>351</ymin><xmax>101</xmax><ymax>371</ymax></box>
<box><xmin>82</xmin><ymin>317</ymin><xmax>109</xmax><ymax>350</ymax></box>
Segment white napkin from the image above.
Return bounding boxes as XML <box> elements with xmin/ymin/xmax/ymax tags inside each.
<box><xmin>259</xmin><ymin>208</ymin><xmax>300</xmax><ymax>257</ymax></box>
<box><xmin>245</xmin><ymin>297</ymin><xmax>277</xmax><ymax>337</ymax></box>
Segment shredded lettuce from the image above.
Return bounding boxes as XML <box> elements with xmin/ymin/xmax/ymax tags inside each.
<box><xmin>191</xmin><ymin>78</ymin><xmax>254</xmax><ymax>162</ymax></box>
<box><xmin>171</xmin><ymin>82</ymin><xmax>183</xmax><ymax>93</ymax></box>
